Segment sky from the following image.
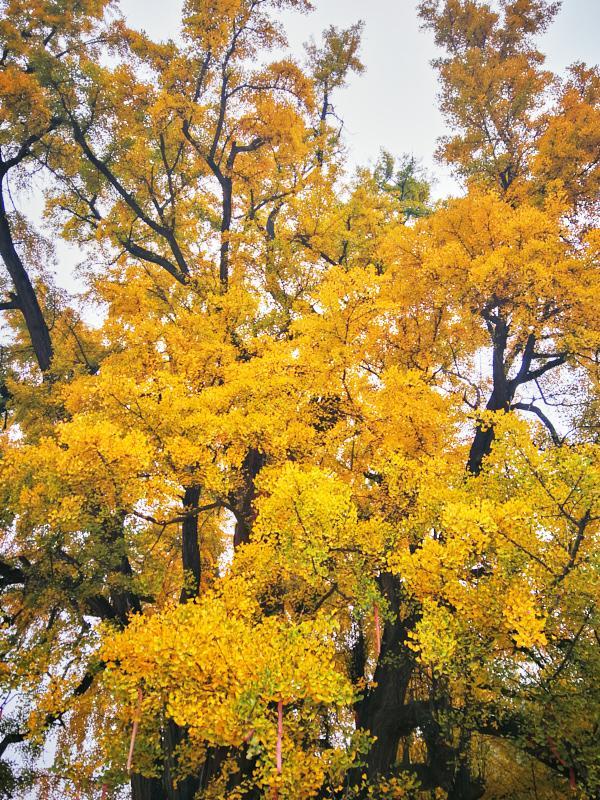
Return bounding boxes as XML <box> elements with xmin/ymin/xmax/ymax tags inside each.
<box><xmin>119</xmin><ymin>0</ymin><xmax>600</xmax><ymax>197</ymax></box>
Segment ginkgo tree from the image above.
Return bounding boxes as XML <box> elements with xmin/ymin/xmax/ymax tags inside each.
<box><xmin>0</xmin><ymin>1</ymin><xmax>598</xmax><ymax>799</ymax></box>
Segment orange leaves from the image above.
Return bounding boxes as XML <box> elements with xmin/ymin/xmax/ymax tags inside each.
<box><xmin>419</xmin><ymin>0</ymin><xmax>556</xmax><ymax>191</ymax></box>
<box><xmin>380</xmin><ymin>187</ymin><xmax>590</xmax><ymax>359</ymax></box>
<box><xmin>0</xmin><ymin>66</ymin><xmax>51</xmax><ymax>137</ymax></box>
<box><xmin>182</xmin><ymin>0</ymin><xmax>312</xmax><ymax>56</ymax></box>
<box><xmin>532</xmin><ymin>64</ymin><xmax>600</xmax><ymax>216</ymax></box>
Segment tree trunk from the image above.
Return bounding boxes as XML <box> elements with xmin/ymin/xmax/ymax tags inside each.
<box><xmin>0</xmin><ymin>184</ymin><xmax>53</xmax><ymax>372</ymax></box>
<box><xmin>232</xmin><ymin>448</ymin><xmax>265</xmax><ymax>548</ymax></box>
<box><xmin>447</xmin><ymin>760</ymin><xmax>485</xmax><ymax>800</ymax></box>
<box><xmin>180</xmin><ymin>485</ymin><xmax>202</xmax><ymax>602</ymax></box>
<box><xmin>220</xmin><ymin>178</ymin><xmax>232</xmax><ymax>288</ymax></box>
<box><xmin>163</xmin><ymin>721</ymin><xmax>201</xmax><ymax>800</ymax></box>
<box><xmin>466</xmin><ymin>382</ymin><xmax>511</xmax><ymax>474</ymax></box>
<box><xmin>131</xmin><ymin>774</ymin><xmax>165</xmax><ymax>800</ymax></box>
<box><xmin>130</xmin><ymin>722</ymin><xmax>202</xmax><ymax>800</ymax></box>
<box><xmin>356</xmin><ymin>574</ymin><xmax>415</xmax><ymax>780</ymax></box>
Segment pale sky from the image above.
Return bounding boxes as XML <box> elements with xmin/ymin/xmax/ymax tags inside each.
<box><xmin>119</xmin><ymin>0</ymin><xmax>600</xmax><ymax>197</ymax></box>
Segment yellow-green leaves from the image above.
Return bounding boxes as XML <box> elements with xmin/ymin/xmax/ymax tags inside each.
<box><xmin>103</xmin><ymin>584</ymin><xmax>354</xmax><ymax>797</ymax></box>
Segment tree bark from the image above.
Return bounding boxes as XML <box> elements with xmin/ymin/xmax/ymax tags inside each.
<box><xmin>180</xmin><ymin>485</ymin><xmax>202</xmax><ymax>602</ymax></box>
<box><xmin>467</xmin><ymin>314</ymin><xmax>511</xmax><ymax>475</ymax></box>
<box><xmin>466</xmin><ymin>381</ymin><xmax>511</xmax><ymax>474</ymax></box>
<box><xmin>0</xmin><ymin>183</ymin><xmax>53</xmax><ymax>372</ymax></box>
<box><xmin>220</xmin><ymin>177</ymin><xmax>233</xmax><ymax>288</ymax></box>
<box><xmin>232</xmin><ymin>448</ymin><xmax>265</xmax><ymax>548</ymax></box>
<box><xmin>131</xmin><ymin>774</ymin><xmax>165</xmax><ymax>800</ymax></box>
<box><xmin>356</xmin><ymin>574</ymin><xmax>415</xmax><ymax>780</ymax></box>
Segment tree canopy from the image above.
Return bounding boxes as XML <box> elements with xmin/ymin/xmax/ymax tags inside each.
<box><xmin>0</xmin><ymin>1</ymin><xmax>598</xmax><ymax>798</ymax></box>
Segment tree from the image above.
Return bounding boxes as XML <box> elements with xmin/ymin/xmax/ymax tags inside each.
<box><xmin>0</xmin><ymin>1</ymin><xmax>598</xmax><ymax>799</ymax></box>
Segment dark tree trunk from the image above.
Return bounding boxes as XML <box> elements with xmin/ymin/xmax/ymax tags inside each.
<box><xmin>355</xmin><ymin>574</ymin><xmax>415</xmax><ymax>780</ymax></box>
<box><xmin>110</xmin><ymin>551</ymin><xmax>143</xmax><ymax>624</ymax></box>
<box><xmin>131</xmin><ymin>774</ymin><xmax>165</xmax><ymax>800</ymax></box>
<box><xmin>232</xmin><ymin>448</ymin><xmax>265</xmax><ymax>548</ymax></box>
<box><xmin>416</xmin><ymin>680</ymin><xmax>485</xmax><ymax>800</ymax></box>
<box><xmin>130</xmin><ymin>723</ymin><xmax>202</xmax><ymax>800</ymax></box>
<box><xmin>466</xmin><ymin>383</ymin><xmax>511</xmax><ymax>475</ymax></box>
<box><xmin>220</xmin><ymin>177</ymin><xmax>232</xmax><ymax>288</ymax></box>
<box><xmin>467</xmin><ymin>314</ymin><xmax>513</xmax><ymax>475</ymax></box>
<box><xmin>163</xmin><ymin>721</ymin><xmax>201</xmax><ymax>800</ymax></box>
<box><xmin>180</xmin><ymin>485</ymin><xmax>202</xmax><ymax>602</ymax></box>
<box><xmin>104</xmin><ymin>514</ymin><xmax>142</xmax><ymax>626</ymax></box>
<box><xmin>0</xmin><ymin>184</ymin><xmax>53</xmax><ymax>372</ymax></box>
<box><xmin>447</xmin><ymin>761</ymin><xmax>485</xmax><ymax>800</ymax></box>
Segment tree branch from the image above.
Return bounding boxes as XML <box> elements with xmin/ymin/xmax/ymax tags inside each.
<box><xmin>511</xmin><ymin>402</ymin><xmax>562</xmax><ymax>446</ymax></box>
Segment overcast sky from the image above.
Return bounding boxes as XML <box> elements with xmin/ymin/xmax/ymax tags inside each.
<box><xmin>119</xmin><ymin>0</ymin><xmax>600</xmax><ymax>197</ymax></box>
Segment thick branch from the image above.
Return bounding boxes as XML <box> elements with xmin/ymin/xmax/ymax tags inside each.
<box><xmin>511</xmin><ymin>402</ymin><xmax>562</xmax><ymax>446</ymax></box>
<box><xmin>119</xmin><ymin>238</ymin><xmax>187</xmax><ymax>285</ymax></box>
<box><xmin>524</xmin><ymin>354</ymin><xmax>568</xmax><ymax>382</ymax></box>
<box><xmin>180</xmin><ymin>485</ymin><xmax>202</xmax><ymax>602</ymax></box>
<box><xmin>0</xmin><ymin>186</ymin><xmax>53</xmax><ymax>372</ymax></box>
